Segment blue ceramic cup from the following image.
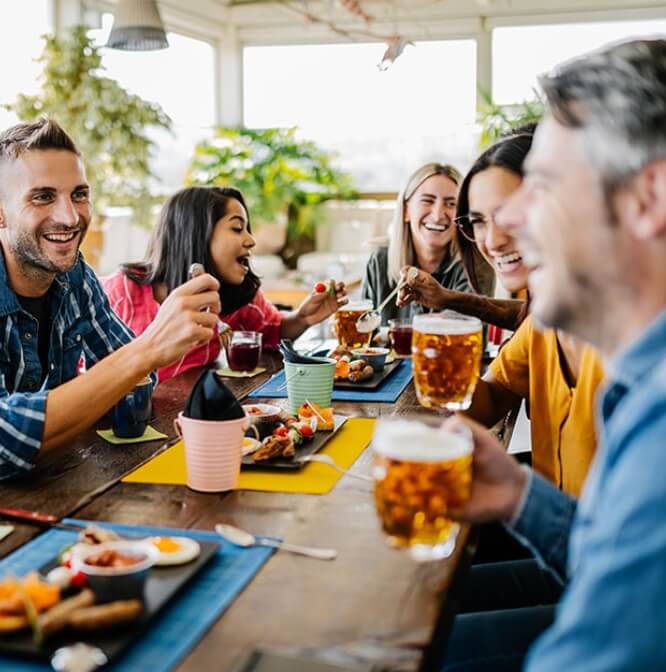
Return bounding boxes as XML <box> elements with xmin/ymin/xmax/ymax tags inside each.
<box><xmin>112</xmin><ymin>377</ymin><xmax>153</xmax><ymax>439</ymax></box>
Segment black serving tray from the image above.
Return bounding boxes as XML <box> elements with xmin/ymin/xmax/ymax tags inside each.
<box><xmin>241</xmin><ymin>415</ymin><xmax>346</xmax><ymax>471</ymax></box>
<box><xmin>0</xmin><ymin>539</ymin><xmax>219</xmax><ymax>663</ymax></box>
<box><xmin>333</xmin><ymin>359</ymin><xmax>402</xmax><ymax>390</ymax></box>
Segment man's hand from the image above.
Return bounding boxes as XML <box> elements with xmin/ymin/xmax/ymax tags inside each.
<box><xmin>396</xmin><ymin>266</ymin><xmax>448</xmax><ymax>310</ymax></box>
<box><xmin>137</xmin><ymin>273</ymin><xmax>222</xmax><ymax>369</ymax></box>
<box><xmin>297</xmin><ymin>280</ymin><xmax>348</xmax><ymax>326</ymax></box>
<box><xmin>447</xmin><ymin>417</ymin><xmax>529</xmax><ymax>524</ymax></box>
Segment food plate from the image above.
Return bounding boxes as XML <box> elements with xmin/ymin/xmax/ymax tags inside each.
<box><xmin>241</xmin><ymin>415</ymin><xmax>346</xmax><ymax>471</ymax></box>
<box><xmin>334</xmin><ymin>359</ymin><xmax>402</xmax><ymax>390</ymax></box>
<box><xmin>0</xmin><ymin>540</ymin><xmax>219</xmax><ymax>663</ymax></box>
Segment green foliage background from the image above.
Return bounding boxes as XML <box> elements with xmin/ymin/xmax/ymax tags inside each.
<box><xmin>5</xmin><ymin>25</ymin><xmax>172</xmax><ymax>226</ymax></box>
<box><xmin>477</xmin><ymin>87</ymin><xmax>544</xmax><ymax>148</ymax></box>
<box><xmin>187</xmin><ymin>126</ymin><xmax>357</xmax><ymax>243</ymax></box>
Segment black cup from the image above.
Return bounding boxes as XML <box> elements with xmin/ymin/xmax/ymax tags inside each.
<box><xmin>112</xmin><ymin>378</ymin><xmax>153</xmax><ymax>438</ymax></box>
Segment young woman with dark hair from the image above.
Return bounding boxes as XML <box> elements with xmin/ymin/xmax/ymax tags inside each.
<box><xmin>401</xmin><ymin>132</ymin><xmax>604</xmax><ymax>497</ymax></box>
<box><xmin>397</xmin><ymin>135</ymin><xmax>532</xmax><ymax>331</ymax></box>
<box><xmin>103</xmin><ymin>186</ymin><xmax>346</xmax><ymax>382</ymax></box>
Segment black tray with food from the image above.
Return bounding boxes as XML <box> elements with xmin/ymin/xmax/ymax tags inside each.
<box><xmin>333</xmin><ymin>359</ymin><xmax>401</xmax><ymax>390</ymax></box>
<box><xmin>241</xmin><ymin>414</ymin><xmax>346</xmax><ymax>471</ymax></box>
<box><xmin>0</xmin><ymin>537</ymin><xmax>219</xmax><ymax>663</ymax></box>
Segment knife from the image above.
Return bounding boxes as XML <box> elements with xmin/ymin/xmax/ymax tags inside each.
<box><xmin>0</xmin><ymin>507</ymin><xmax>85</xmax><ymax>531</ymax></box>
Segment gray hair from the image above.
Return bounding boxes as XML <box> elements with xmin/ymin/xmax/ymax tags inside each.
<box><xmin>539</xmin><ymin>38</ymin><xmax>666</xmax><ymax>193</ymax></box>
<box><xmin>387</xmin><ymin>162</ymin><xmax>461</xmax><ymax>281</ymax></box>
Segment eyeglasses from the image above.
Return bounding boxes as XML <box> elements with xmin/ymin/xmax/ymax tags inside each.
<box><xmin>454</xmin><ymin>209</ymin><xmax>503</xmax><ymax>244</ymax></box>
<box><xmin>454</xmin><ymin>215</ymin><xmax>486</xmax><ymax>243</ymax></box>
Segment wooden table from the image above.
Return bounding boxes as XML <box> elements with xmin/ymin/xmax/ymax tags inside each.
<box><xmin>0</xmin><ymin>351</ymin><xmax>477</xmax><ymax>671</ymax></box>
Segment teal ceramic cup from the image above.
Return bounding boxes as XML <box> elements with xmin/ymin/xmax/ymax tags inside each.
<box><xmin>283</xmin><ymin>359</ymin><xmax>336</xmax><ymax>414</ymax></box>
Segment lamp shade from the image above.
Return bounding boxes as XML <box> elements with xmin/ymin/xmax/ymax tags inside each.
<box><xmin>107</xmin><ymin>0</ymin><xmax>169</xmax><ymax>51</ymax></box>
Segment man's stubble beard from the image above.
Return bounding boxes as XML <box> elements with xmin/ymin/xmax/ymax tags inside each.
<box><xmin>9</xmin><ymin>224</ymin><xmax>85</xmax><ymax>279</ymax></box>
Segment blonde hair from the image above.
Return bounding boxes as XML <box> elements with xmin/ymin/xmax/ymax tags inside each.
<box><xmin>387</xmin><ymin>162</ymin><xmax>462</xmax><ymax>282</ymax></box>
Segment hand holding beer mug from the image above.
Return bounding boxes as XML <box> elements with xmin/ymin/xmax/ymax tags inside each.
<box><xmin>372</xmin><ymin>416</ymin><xmax>473</xmax><ymax>561</ymax></box>
<box><xmin>412</xmin><ymin>311</ymin><xmax>482</xmax><ymax>412</ymax></box>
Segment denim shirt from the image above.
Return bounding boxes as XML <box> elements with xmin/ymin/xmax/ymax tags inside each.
<box><xmin>509</xmin><ymin>309</ymin><xmax>666</xmax><ymax>670</ymax></box>
<box><xmin>0</xmin><ymin>253</ymin><xmax>136</xmax><ymax>481</ymax></box>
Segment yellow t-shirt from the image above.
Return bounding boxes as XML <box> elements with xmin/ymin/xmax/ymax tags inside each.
<box><xmin>490</xmin><ymin>316</ymin><xmax>605</xmax><ymax>497</ymax></box>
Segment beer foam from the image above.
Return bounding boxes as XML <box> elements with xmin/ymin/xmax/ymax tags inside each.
<box><xmin>373</xmin><ymin>419</ymin><xmax>472</xmax><ymax>462</ymax></box>
<box><xmin>413</xmin><ymin>314</ymin><xmax>481</xmax><ymax>336</ymax></box>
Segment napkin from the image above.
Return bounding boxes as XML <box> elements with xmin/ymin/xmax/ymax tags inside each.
<box><xmin>184</xmin><ymin>369</ymin><xmax>245</xmax><ymax>420</ymax></box>
<box><xmin>278</xmin><ymin>339</ymin><xmax>331</xmax><ymax>364</ymax></box>
<box><xmin>216</xmin><ymin>366</ymin><xmax>266</xmax><ymax>378</ymax></box>
<box><xmin>97</xmin><ymin>425</ymin><xmax>168</xmax><ymax>445</ymax></box>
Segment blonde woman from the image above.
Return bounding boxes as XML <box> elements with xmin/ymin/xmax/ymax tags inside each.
<box><xmin>362</xmin><ymin>163</ymin><xmax>470</xmax><ymax>324</ymax></box>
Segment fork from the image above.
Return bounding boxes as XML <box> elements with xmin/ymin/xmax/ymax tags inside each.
<box><xmin>295</xmin><ymin>454</ymin><xmax>373</xmax><ymax>482</ymax></box>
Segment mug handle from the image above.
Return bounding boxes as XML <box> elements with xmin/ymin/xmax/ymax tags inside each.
<box><xmin>246</xmin><ymin>424</ymin><xmax>259</xmax><ymax>441</ymax></box>
<box><xmin>174</xmin><ymin>417</ymin><xmax>183</xmax><ymax>438</ymax></box>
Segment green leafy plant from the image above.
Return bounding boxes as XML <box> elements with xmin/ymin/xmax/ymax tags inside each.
<box><xmin>5</xmin><ymin>25</ymin><xmax>172</xmax><ymax>226</ymax></box>
<box><xmin>477</xmin><ymin>87</ymin><xmax>544</xmax><ymax>148</ymax></box>
<box><xmin>186</xmin><ymin>127</ymin><xmax>357</xmax><ymax>265</ymax></box>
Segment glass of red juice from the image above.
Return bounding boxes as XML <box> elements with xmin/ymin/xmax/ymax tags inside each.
<box><xmin>388</xmin><ymin>318</ymin><xmax>413</xmax><ymax>356</ymax></box>
<box><xmin>228</xmin><ymin>331</ymin><xmax>262</xmax><ymax>372</ymax></box>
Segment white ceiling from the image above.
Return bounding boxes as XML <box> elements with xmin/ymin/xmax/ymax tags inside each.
<box><xmin>90</xmin><ymin>0</ymin><xmax>666</xmax><ymax>44</ymax></box>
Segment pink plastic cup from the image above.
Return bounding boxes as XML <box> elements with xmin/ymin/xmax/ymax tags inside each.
<box><xmin>174</xmin><ymin>412</ymin><xmax>249</xmax><ymax>492</ymax></box>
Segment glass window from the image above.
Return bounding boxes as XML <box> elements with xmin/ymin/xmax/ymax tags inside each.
<box><xmin>0</xmin><ymin>0</ymin><xmax>52</xmax><ymax>130</ymax></box>
<box><xmin>493</xmin><ymin>19</ymin><xmax>666</xmax><ymax>105</ymax></box>
<box><xmin>243</xmin><ymin>40</ymin><xmax>477</xmax><ymax>191</ymax></box>
<box><xmin>89</xmin><ymin>14</ymin><xmax>216</xmax><ymax>193</ymax></box>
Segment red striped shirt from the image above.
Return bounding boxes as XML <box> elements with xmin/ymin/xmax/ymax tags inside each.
<box><xmin>102</xmin><ymin>272</ymin><xmax>283</xmax><ymax>383</ymax></box>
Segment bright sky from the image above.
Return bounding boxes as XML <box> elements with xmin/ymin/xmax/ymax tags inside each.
<box><xmin>243</xmin><ymin>39</ymin><xmax>477</xmax><ymax>142</ymax></box>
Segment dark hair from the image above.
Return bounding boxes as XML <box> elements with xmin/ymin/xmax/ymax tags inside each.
<box><xmin>454</xmin><ymin>132</ymin><xmax>534</xmax><ymax>294</ymax></box>
<box><xmin>0</xmin><ymin>118</ymin><xmax>80</xmax><ymax>162</ymax></box>
<box><xmin>123</xmin><ymin>186</ymin><xmax>261</xmax><ymax>314</ymax></box>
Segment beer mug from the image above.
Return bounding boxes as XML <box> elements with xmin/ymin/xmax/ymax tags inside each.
<box><xmin>372</xmin><ymin>416</ymin><xmax>473</xmax><ymax>561</ymax></box>
<box><xmin>333</xmin><ymin>300</ymin><xmax>373</xmax><ymax>350</ymax></box>
<box><xmin>412</xmin><ymin>311</ymin><xmax>482</xmax><ymax>412</ymax></box>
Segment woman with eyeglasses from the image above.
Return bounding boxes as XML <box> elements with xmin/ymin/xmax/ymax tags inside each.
<box><xmin>361</xmin><ymin>162</ymin><xmax>471</xmax><ymax>325</ymax></box>
<box><xmin>400</xmin><ymin>132</ymin><xmax>604</xmax><ymax>497</ymax></box>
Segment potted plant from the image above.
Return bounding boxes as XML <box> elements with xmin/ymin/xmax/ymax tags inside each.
<box><xmin>186</xmin><ymin>127</ymin><xmax>356</xmax><ymax>266</ymax></box>
<box><xmin>477</xmin><ymin>87</ymin><xmax>543</xmax><ymax>148</ymax></box>
<box><xmin>5</xmin><ymin>25</ymin><xmax>172</xmax><ymax>269</ymax></box>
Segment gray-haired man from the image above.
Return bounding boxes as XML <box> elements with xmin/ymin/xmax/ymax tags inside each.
<box><xmin>443</xmin><ymin>39</ymin><xmax>666</xmax><ymax>670</ymax></box>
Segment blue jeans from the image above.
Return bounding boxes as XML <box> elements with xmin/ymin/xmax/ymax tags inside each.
<box><xmin>442</xmin><ymin>559</ymin><xmax>563</xmax><ymax>671</ymax></box>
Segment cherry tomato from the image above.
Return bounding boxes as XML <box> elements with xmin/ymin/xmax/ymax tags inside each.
<box><xmin>299</xmin><ymin>425</ymin><xmax>314</xmax><ymax>437</ymax></box>
<box><xmin>69</xmin><ymin>570</ymin><xmax>88</xmax><ymax>588</ymax></box>
<box><xmin>314</xmin><ymin>282</ymin><xmax>327</xmax><ymax>294</ymax></box>
<box><xmin>274</xmin><ymin>425</ymin><xmax>288</xmax><ymax>437</ymax></box>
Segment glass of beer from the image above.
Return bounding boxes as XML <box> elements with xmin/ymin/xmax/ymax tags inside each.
<box><xmin>372</xmin><ymin>416</ymin><xmax>473</xmax><ymax>561</ymax></box>
<box><xmin>333</xmin><ymin>300</ymin><xmax>373</xmax><ymax>349</ymax></box>
<box><xmin>412</xmin><ymin>311</ymin><xmax>482</xmax><ymax>412</ymax></box>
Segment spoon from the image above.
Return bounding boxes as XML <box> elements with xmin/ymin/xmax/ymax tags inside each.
<box><xmin>188</xmin><ymin>262</ymin><xmax>232</xmax><ymax>349</ymax></box>
<box><xmin>356</xmin><ymin>267</ymin><xmax>419</xmax><ymax>333</ymax></box>
<box><xmin>295</xmin><ymin>454</ymin><xmax>373</xmax><ymax>482</ymax></box>
<box><xmin>215</xmin><ymin>523</ymin><xmax>337</xmax><ymax>560</ymax></box>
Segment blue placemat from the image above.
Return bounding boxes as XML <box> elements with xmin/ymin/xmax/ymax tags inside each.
<box><xmin>249</xmin><ymin>359</ymin><xmax>413</xmax><ymax>403</ymax></box>
<box><xmin>0</xmin><ymin>519</ymin><xmax>275</xmax><ymax>672</ymax></box>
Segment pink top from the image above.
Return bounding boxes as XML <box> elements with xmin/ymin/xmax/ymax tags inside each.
<box><xmin>102</xmin><ymin>271</ymin><xmax>283</xmax><ymax>383</ymax></box>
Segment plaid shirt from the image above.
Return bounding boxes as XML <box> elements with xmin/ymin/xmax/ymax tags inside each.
<box><xmin>0</xmin><ymin>253</ymin><xmax>136</xmax><ymax>480</ymax></box>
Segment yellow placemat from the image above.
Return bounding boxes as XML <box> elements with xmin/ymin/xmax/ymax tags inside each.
<box><xmin>97</xmin><ymin>425</ymin><xmax>168</xmax><ymax>445</ymax></box>
<box><xmin>216</xmin><ymin>367</ymin><xmax>266</xmax><ymax>378</ymax></box>
<box><xmin>123</xmin><ymin>418</ymin><xmax>375</xmax><ymax>494</ymax></box>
